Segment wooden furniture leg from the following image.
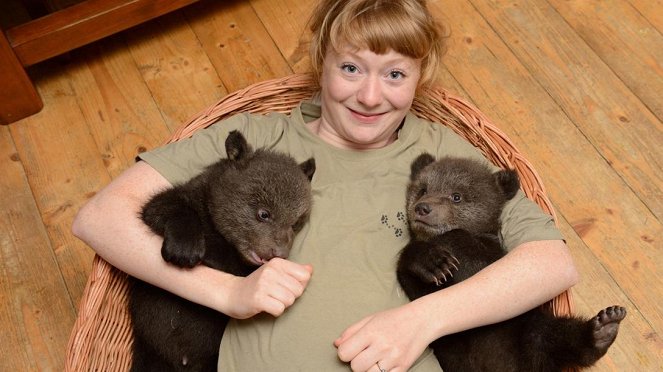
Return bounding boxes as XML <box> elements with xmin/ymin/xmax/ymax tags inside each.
<box><xmin>0</xmin><ymin>30</ymin><xmax>42</xmax><ymax>125</ymax></box>
<box><xmin>1</xmin><ymin>0</ymin><xmax>201</xmax><ymax>125</ymax></box>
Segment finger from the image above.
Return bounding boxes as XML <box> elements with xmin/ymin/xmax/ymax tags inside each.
<box><xmin>257</xmin><ymin>270</ymin><xmax>312</xmax><ymax>314</ymax></box>
<box><xmin>376</xmin><ymin>359</ymin><xmax>406</xmax><ymax>372</ymax></box>
<box><xmin>273</xmin><ymin>281</ymin><xmax>305</xmax><ymax>302</ymax></box>
<box><xmin>378</xmin><ymin>363</ymin><xmax>409</xmax><ymax>372</ymax></box>
<box><xmin>266</xmin><ymin>258</ymin><xmax>313</xmax><ymax>284</ymax></box>
<box><xmin>373</xmin><ymin>361</ymin><xmax>388</xmax><ymax>372</ymax></box>
<box><xmin>336</xmin><ymin>335</ymin><xmax>367</xmax><ymax>363</ymax></box>
<box><xmin>267</xmin><ymin>282</ymin><xmax>298</xmax><ymax>308</ymax></box>
<box><xmin>335</xmin><ymin>315</ymin><xmax>373</xmax><ymax>347</ymax></box>
<box><xmin>258</xmin><ymin>295</ymin><xmax>288</xmax><ymax>317</ymax></box>
<box><xmin>348</xmin><ymin>345</ymin><xmax>382</xmax><ymax>372</ymax></box>
<box><xmin>278</xmin><ymin>259</ymin><xmax>314</xmax><ymax>283</ymax></box>
<box><xmin>275</xmin><ymin>269</ymin><xmax>311</xmax><ymax>297</ymax></box>
<box><xmin>258</xmin><ymin>265</ymin><xmax>311</xmax><ymax>301</ymax></box>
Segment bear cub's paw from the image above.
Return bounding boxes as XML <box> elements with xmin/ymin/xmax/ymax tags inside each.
<box><xmin>161</xmin><ymin>219</ymin><xmax>206</xmax><ymax>268</ymax></box>
<box><xmin>411</xmin><ymin>246</ymin><xmax>460</xmax><ymax>286</ymax></box>
<box><xmin>592</xmin><ymin>306</ymin><xmax>627</xmax><ymax>352</ymax></box>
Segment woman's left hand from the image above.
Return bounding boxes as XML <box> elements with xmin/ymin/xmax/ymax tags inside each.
<box><xmin>334</xmin><ymin>302</ymin><xmax>434</xmax><ymax>372</ymax></box>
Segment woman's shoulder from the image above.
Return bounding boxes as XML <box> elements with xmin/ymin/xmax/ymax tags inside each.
<box><xmin>405</xmin><ymin>113</ymin><xmax>486</xmax><ymax>161</ymax></box>
<box><xmin>199</xmin><ymin>107</ymin><xmax>304</xmax><ymax>148</ymax></box>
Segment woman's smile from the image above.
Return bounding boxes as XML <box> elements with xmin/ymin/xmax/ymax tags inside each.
<box><xmin>348</xmin><ymin>107</ymin><xmax>386</xmax><ymax>124</ymax></box>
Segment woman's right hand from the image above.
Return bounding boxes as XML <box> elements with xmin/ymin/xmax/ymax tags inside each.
<box><xmin>224</xmin><ymin>258</ymin><xmax>313</xmax><ymax>319</ymax></box>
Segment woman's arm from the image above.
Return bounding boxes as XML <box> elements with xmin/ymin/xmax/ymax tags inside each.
<box><xmin>72</xmin><ymin>161</ymin><xmax>312</xmax><ymax>318</ymax></box>
<box><xmin>335</xmin><ymin>239</ymin><xmax>579</xmax><ymax>372</ymax></box>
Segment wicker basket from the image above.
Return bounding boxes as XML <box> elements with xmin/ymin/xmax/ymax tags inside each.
<box><xmin>65</xmin><ymin>73</ymin><xmax>574</xmax><ymax>371</ymax></box>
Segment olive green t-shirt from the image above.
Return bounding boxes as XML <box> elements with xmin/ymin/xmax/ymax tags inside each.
<box><xmin>139</xmin><ymin>102</ymin><xmax>563</xmax><ymax>371</ymax></box>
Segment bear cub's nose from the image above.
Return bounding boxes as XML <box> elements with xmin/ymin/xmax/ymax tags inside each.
<box><xmin>415</xmin><ymin>203</ymin><xmax>432</xmax><ymax>216</ymax></box>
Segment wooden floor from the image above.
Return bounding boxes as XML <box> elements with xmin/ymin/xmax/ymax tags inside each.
<box><xmin>1</xmin><ymin>0</ymin><xmax>661</xmax><ymax>370</ymax></box>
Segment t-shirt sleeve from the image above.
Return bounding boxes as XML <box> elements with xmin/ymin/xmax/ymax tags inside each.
<box><xmin>137</xmin><ymin>112</ymin><xmax>289</xmax><ymax>185</ymax></box>
<box><xmin>137</xmin><ymin>113</ymin><xmax>250</xmax><ymax>185</ymax></box>
<box><xmin>499</xmin><ymin>190</ymin><xmax>564</xmax><ymax>250</ymax></box>
<box><xmin>435</xmin><ymin>124</ymin><xmax>564</xmax><ymax>250</ymax></box>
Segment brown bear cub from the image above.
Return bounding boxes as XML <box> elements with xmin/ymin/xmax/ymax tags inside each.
<box><xmin>397</xmin><ymin>155</ymin><xmax>626</xmax><ymax>372</ymax></box>
<box><xmin>129</xmin><ymin>131</ymin><xmax>315</xmax><ymax>372</ymax></box>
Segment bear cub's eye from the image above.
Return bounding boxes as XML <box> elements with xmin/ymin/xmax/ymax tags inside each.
<box><xmin>257</xmin><ymin>209</ymin><xmax>271</xmax><ymax>222</ymax></box>
<box><xmin>417</xmin><ymin>187</ymin><xmax>427</xmax><ymax>198</ymax></box>
<box><xmin>451</xmin><ymin>193</ymin><xmax>462</xmax><ymax>203</ymax></box>
<box><xmin>292</xmin><ymin>217</ymin><xmax>305</xmax><ymax>232</ymax></box>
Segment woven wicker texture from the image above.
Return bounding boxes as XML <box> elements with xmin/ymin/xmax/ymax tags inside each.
<box><xmin>65</xmin><ymin>73</ymin><xmax>574</xmax><ymax>371</ymax></box>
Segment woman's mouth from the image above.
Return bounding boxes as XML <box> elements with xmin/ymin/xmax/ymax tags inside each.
<box><xmin>349</xmin><ymin>108</ymin><xmax>384</xmax><ymax>123</ymax></box>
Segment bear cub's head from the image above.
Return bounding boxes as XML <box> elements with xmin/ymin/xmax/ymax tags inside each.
<box><xmin>210</xmin><ymin>131</ymin><xmax>316</xmax><ymax>266</ymax></box>
<box><xmin>406</xmin><ymin>154</ymin><xmax>519</xmax><ymax>241</ymax></box>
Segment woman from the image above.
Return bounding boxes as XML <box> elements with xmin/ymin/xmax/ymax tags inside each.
<box><xmin>72</xmin><ymin>0</ymin><xmax>578</xmax><ymax>371</ymax></box>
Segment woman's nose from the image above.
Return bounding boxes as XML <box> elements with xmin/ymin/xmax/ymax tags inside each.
<box><xmin>356</xmin><ymin>76</ymin><xmax>383</xmax><ymax>107</ymax></box>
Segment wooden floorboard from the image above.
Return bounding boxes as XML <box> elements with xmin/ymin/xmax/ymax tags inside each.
<box><xmin>626</xmin><ymin>0</ymin><xmax>663</xmax><ymax>33</ymax></box>
<box><xmin>1</xmin><ymin>0</ymin><xmax>661</xmax><ymax>370</ymax></box>
<box><xmin>472</xmin><ymin>0</ymin><xmax>663</xmax><ymax>221</ymax></box>
<box><xmin>548</xmin><ymin>0</ymin><xmax>663</xmax><ymax>121</ymax></box>
<box><xmin>185</xmin><ymin>0</ymin><xmax>293</xmax><ymax>92</ymax></box>
<box><xmin>467</xmin><ymin>0</ymin><xmax>663</xmax><ymax>330</ymax></box>
<box><xmin>8</xmin><ymin>63</ymin><xmax>103</xmax><ymax>308</ymax></box>
<box><xmin>0</xmin><ymin>125</ymin><xmax>76</xmax><ymax>371</ymax></box>
<box><xmin>71</xmin><ymin>35</ymin><xmax>176</xmax><ymax>168</ymax></box>
<box><xmin>124</xmin><ymin>12</ymin><xmax>227</xmax><ymax>132</ymax></box>
<box><xmin>249</xmin><ymin>0</ymin><xmax>316</xmax><ymax>72</ymax></box>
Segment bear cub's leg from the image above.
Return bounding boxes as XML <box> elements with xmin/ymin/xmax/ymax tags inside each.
<box><xmin>589</xmin><ymin>306</ymin><xmax>627</xmax><ymax>360</ymax></box>
<box><xmin>524</xmin><ymin>305</ymin><xmax>626</xmax><ymax>370</ymax></box>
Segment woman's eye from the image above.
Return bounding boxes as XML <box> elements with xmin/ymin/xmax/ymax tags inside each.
<box><xmin>451</xmin><ymin>193</ymin><xmax>462</xmax><ymax>203</ymax></box>
<box><xmin>257</xmin><ymin>209</ymin><xmax>271</xmax><ymax>222</ymax></box>
<box><xmin>388</xmin><ymin>70</ymin><xmax>405</xmax><ymax>80</ymax></box>
<box><xmin>341</xmin><ymin>64</ymin><xmax>358</xmax><ymax>74</ymax></box>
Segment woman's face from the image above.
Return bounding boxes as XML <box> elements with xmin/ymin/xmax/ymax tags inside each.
<box><xmin>315</xmin><ymin>47</ymin><xmax>421</xmax><ymax>150</ymax></box>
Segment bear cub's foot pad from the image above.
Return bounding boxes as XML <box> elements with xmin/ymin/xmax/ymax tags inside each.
<box><xmin>592</xmin><ymin>306</ymin><xmax>626</xmax><ymax>351</ymax></box>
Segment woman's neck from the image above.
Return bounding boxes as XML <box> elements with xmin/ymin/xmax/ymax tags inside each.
<box><xmin>306</xmin><ymin>118</ymin><xmax>399</xmax><ymax>151</ymax></box>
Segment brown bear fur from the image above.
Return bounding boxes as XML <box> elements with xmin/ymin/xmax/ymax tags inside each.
<box><xmin>129</xmin><ymin>131</ymin><xmax>315</xmax><ymax>371</ymax></box>
<box><xmin>397</xmin><ymin>155</ymin><xmax>625</xmax><ymax>372</ymax></box>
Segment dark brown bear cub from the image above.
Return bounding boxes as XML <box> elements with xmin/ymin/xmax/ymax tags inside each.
<box><xmin>129</xmin><ymin>131</ymin><xmax>315</xmax><ymax>372</ymax></box>
<box><xmin>397</xmin><ymin>155</ymin><xmax>625</xmax><ymax>372</ymax></box>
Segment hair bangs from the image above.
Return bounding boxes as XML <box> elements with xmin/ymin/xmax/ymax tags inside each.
<box><xmin>308</xmin><ymin>0</ymin><xmax>446</xmax><ymax>88</ymax></box>
<box><xmin>329</xmin><ymin>1</ymin><xmax>431</xmax><ymax>59</ymax></box>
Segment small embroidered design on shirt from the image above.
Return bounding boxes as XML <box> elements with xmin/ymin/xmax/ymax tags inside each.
<box><xmin>381</xmin><ymin>213</ymin><xmax>406</xmax><ymax>237</ymax></box>
<box><xmin>397</xmin><ymin>211</ymin><xmax>405</xmax><ymax>222</ymax></box>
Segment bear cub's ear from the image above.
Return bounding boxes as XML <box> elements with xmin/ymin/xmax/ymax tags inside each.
<box><xmin>225</xmin><ymin>130</ymin><xmax>252</xmax><ymax>160</ymax></box>
<box><xmin>299</xmin><ymin>158</ymin><xmax>316</xmax><ymax>181</ymax></box>
<box><xmin>494</xmin><ymin>169</ymin><xmax>520</xmax><ymax>200</ymax></box>
<box><xmin>410</xmin><ymin>153</ymin><xmax>436</xmax><ymax>180</ymax></box>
